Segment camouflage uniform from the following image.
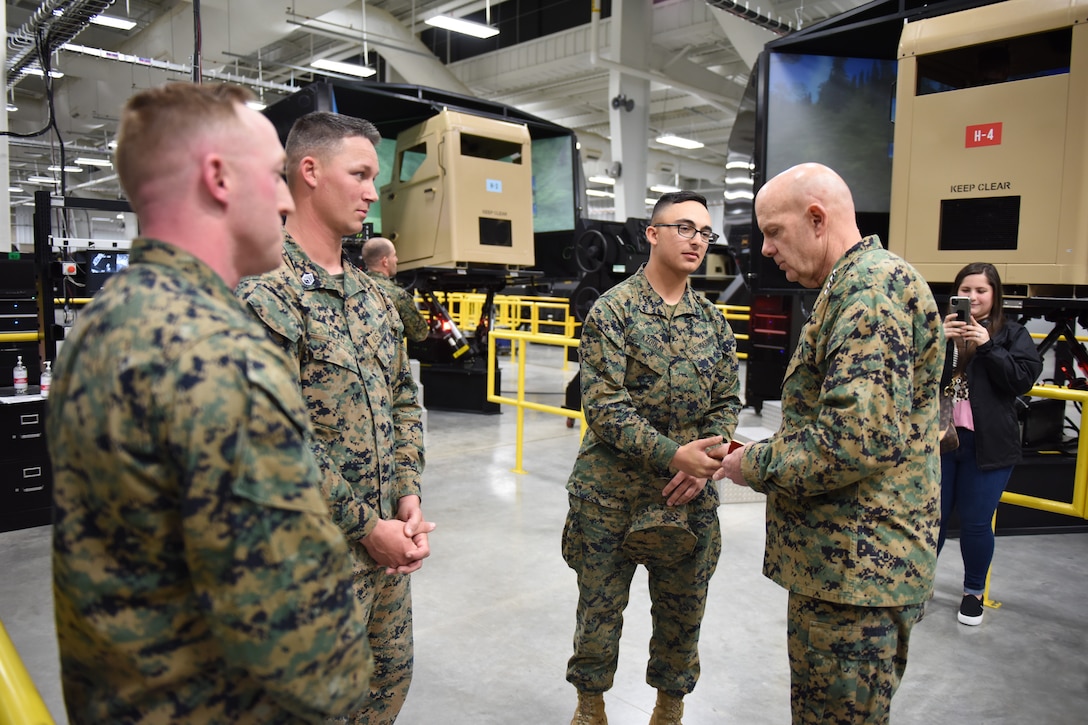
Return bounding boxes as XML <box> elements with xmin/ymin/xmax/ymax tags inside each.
<box><xmin>48</xmin><ymin>238</ymin><xmax>372</xmax><ymax>724</ymax></box>
<box><xmin>737</xmin><ymin>236</ymin><xmax>943</xmax><ymax>724</ymax></box>
<box><xmin>563</xmin><ymin>267</ymin><xmax>741</xmax><ymax>696</ymax></box>
<box><xmin>237</xmin><ymin>234</ymin><xmax>424</xmax><ymax>725</ymax></box>
<box><xmin>365</xmin><ymin>270</ymin><xmax>429</xmax><ymax>343</ymax></box>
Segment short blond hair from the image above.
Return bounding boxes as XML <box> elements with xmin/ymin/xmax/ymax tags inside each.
<box><xmin>114</xmin><ymin>83</ymin><xmax>254</xmax><ymax>205</ymax></box>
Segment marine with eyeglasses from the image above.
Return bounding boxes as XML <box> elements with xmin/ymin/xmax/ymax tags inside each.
<box><xmin>563</xmin><ymin>190</ymin><xmax>742</xmax><ymax>725</ymax></box>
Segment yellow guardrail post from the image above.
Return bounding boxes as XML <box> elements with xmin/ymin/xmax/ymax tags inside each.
<box><xmin>0</xmin><ymin>619</ymin><xmax>55</xmax><ymax>725</ymax></box>
<box><xmin>982</xmin><ymin>511</ymin><xmax>1003</xmax><ymax>610</ymax></box>
<box><xmin>487</xmin><ymin>328</ymin><xmax>585</xmax><ymax>474</ymax></box>
<box><xmin>979</xmin><ymin>383</ymin><xmax>1088</xmax><ymax>609</ymax></box>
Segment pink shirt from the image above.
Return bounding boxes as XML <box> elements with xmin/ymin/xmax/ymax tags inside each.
<box><xmin>953</xmin><ymin>398</ymin><xmax>974</xmax><ymax>431</ymax></box>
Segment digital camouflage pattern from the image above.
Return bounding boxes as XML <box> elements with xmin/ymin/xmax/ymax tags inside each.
<box><xmin>739</xmin><ymin>236</ymin><xmax>944</xmax><ymax>607</ymax></box>
<box><xmin>564</xmin><ymin>266</ymin><xmax>741</xmax><ymax>695</ymax></box>
<box><xmin>568</xmin><ymin>267</ymin><xmax>742</xmax><ymax>514</ymax></box>
<box><xmin>237</xmin><ymin>234</ymin><xmax>424</xmax><ymax>724</ymax></box>
<box><xmin>48</xmin><ymin>238</ymin><xmax>372</xmax><ymax>724</ymax></box>
<box><xmin>786</xmin><ymin>593</ymin><xmax>923</xmax><ymax>724</ymax></box>
<box><xmin>365</xmin><ymin>270</ymin><xmax>429</xmax><ymax>343</ymax></box>
<box><xmin>563</xmin><ymin>496</ymin><xmax>722</xmax><ymax>696</ymax></box>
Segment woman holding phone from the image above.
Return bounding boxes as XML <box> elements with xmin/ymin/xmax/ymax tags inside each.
<box><xmin>939</xmin><ymin>262</ymin><xmax>1042</xmax><ymax>625</ymax></box>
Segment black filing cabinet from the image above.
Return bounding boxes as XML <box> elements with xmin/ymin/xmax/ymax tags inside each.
<box><xmin>0</xmin><ymin>389</ymin><xmax>52</xmax><ymax>532</ymax></box>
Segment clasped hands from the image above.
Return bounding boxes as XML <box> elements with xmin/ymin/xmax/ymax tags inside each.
<box><xmin>665</xmin><ymin>435</ymin><xmax>750</xmax><ymax>505</ymax></box>
<box><xmin>361</xmin><ymin>495</ymin><xmax>437</xmax><ymax>575</ymax></box>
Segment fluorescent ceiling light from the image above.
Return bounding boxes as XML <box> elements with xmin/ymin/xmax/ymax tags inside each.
<box><xmin>425</xmin><ymin>15</ymin><xmax>499</xmax><ymax>39</ymax></box>
<box><xmin>48</xmin><ymin>165</ymin><xmax>84</xmax><ymax>173</ymax></box>
<box><xmin>656</xmin><ymin>134</ymin><xmax>704</xmax><ymax>150</ymax></box>
<box><xmin>6</xmin><ymin>104</ymin><xmax>16</xmax><ymax>112</ymax></box>
<box><xmin>245</xmin><ymin>100</ymin><xmax>267</xmax><ymax>111</ymax></box>
<box><xmin>90</xmin><ymin>14</ymin><xmax>137</xmax><ymax>30</ymax></box>
<box><xmin>27</xmin><ymin>175</ymin><xmax>60</xmax><ymax>184</ymax></box>
<box><xmin>23</xmin><ymin>68</ymin><xmax>64</xmax><ymax>79</ymax></box>
<box><xmin>9</xmin><ymin>187</ymin><xmax>25</xmax><ymax>193</ymax></box>
<box><xmin>311</xmin><ymin>58</ymin><xmax>376</xmax><ymax>78</ymax></box>
<box><xmin>587</xmin><ymin>175</ymin><xmax>616</xmax><ymax>186</ymax></box>
<box><xmin>650</xmin><ymin>184</ymin><xmax>682</xmax><ymax>194</ymax></box>
<box><xmin>644</xmin><ymin>198</ymin><xmax>657</xmax><ymax>205</ymax></box>
<box><xmin>74</xmin><ymin>157</ymin><xmax>113</xmax><ymax>167</ymax></box>
<box><xmin>586</xmin><ymin>189</ymin><xmax>614</xmax><ymax>198</ymax></box>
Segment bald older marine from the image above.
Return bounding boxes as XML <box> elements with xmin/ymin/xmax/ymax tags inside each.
<box><xmin>712</xmin><ymin>163</ymin><xmax>945</xmax><ymax>724</ymax></box>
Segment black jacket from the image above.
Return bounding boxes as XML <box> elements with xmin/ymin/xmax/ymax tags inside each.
<box><xmin>940</xmin><ymin>319</ymin><xmax>1043</xmax><ymax>470</ymax></box>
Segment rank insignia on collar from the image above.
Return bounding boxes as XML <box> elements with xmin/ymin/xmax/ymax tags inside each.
<box><xmin>301</xmin><ymin>272</ymin><xmax>316</xmax><ymax>287</ymax></box>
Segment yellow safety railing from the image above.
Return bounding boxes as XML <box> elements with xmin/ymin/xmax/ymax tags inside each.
<box><xmin>486</xmin><ymin>302</ymin><xmax>753</xmax><ymax>473</ymax></box>
<box><xmin>999</xmin><ymin>384</ymin><xmax>1088</xmax><ymax>518</ymax></box>
<box><xmin>981</xmin><ymin>383</ymin><xmax>1088</xmax><ymax>609</ymax></box>
<box><xmin>0</xmin><ymin>333</ymin><xmax>41</xmax><ymax>343</ymax></box>
<box><xmin>717</xmin><ymin>304</ymin><xmax>749</xmax><ymax>360</ymax></box>
<box><xmin>487</xmin><ymin>328</ymin><xmax>584</xmax><ymax>474</ymax></box>
<box><xmin>426</xmin><ymin>292</ymin><xmax>749</xmax><ymax>354</ymax></box>
<box><xmin>0</xmin><ymin>620</ymin><xmax>55</xmax><ymax>725</ymax></box>
<box><xmin>1029</xmin><ymin>331</ymin><xmax>1088</xmax><ymax>343</ymax></box>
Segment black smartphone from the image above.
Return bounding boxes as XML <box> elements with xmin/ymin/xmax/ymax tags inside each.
<box><xmin>950</xmin><ymin>296</ymin><xmax>971</xmax><ymax>323</ymax></box>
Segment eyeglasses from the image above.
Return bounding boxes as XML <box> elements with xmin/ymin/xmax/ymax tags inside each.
<box><xmin>652</xmin><ymin>223</ymin><xmax>720</xmax><ymax>245</ymax></box>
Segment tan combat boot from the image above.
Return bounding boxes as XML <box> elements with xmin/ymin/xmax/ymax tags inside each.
<box><xmin>570</xmin><ymin>691</ymin><xmax>608</xmax><ymax>725</ymax></box>
<box><xmin>648</xmin><ymin>690</ymin><xmax>684</xmax><ymax>725</ymax></box>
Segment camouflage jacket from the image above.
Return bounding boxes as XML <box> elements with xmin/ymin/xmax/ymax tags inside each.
<box><xmin>568</xmin><ymin>267</ymin><xmax>742</xmax><ymax>512</ymax></box>
<box><xmin>365</xmin><ymin>270</ymin><xmax>430</xmax><ymax>342</ymax></box>
<box><xmin>740</xmin><ymin>236</ymin><xmax>944</xmax><ymax>606</ymax></box>
<box><xmin>48</xmin><ymin>238</ymin><xmax>372</xmax><ymax>723</ymax></box>
<box><xmin>237</xmin><ymin>235</ymin><xmax>424</xmax><ymax>569</ymax></box>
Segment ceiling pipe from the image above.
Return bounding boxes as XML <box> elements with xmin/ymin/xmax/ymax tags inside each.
<box><xmin>6</xmin><ymin>0</ymin><xmax>115</xmax><ymax>90</ymax></box>
<box><xmin>58</xmin><ymin>42</ymin><xmax>299</xmax><ymax>95</ymax></box>
<box><xmin>704</xmin><ymin>0</ymin><xmax>792</xmax><ymax>35</ymax></box>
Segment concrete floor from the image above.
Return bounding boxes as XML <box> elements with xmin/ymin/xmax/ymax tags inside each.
<box><xmin>3</xmin><ymin>345</ymin><xmax>1088</xmax><ymax>724</ymax></box>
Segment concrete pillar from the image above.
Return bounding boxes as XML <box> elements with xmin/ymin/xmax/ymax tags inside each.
<box><xmin>608</xmin><ymin>0</ymin><xmax>651</xmax><ymax>221</ymax></box>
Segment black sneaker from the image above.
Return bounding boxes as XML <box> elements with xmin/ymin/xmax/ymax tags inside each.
<box><xmin>958</xmin><ymin>594</ymin><xmax>984</xmax><ymax>626</ymax></box>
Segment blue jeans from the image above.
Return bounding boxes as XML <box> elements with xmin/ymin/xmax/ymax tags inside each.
<box><xmin>938</xmin><ymin>428</ymin><xmax>1014</xmax><ymax>595</ymax></box>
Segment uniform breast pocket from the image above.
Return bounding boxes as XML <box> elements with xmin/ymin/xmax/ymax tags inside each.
<box><xmin>623</xmin><ymin>335</ymin><xmax>668</xmax><ymax>397</ymax></box>
<box><xmin>302</xmin><ymin>334</ymin><xmax>360</xmax><ymax>434</ymax></box>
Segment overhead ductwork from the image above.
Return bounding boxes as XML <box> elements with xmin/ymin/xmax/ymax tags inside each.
<box><xmin>6</xmin><ymin>0</ymin><xmax>116</xmax><ymax>90</ymax></box>
<box><xmin>705</xmin><ymin>0</ymin><xmax>793</xmax><ymax>35</ymax></box>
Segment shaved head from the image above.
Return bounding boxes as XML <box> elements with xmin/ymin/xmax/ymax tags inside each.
<box><xmin>755</xmin><ymin>163</ymin><xmax>862</xmax><ymax>288</ymax></box>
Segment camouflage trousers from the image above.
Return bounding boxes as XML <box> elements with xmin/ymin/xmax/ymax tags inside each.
<box><xmin>330</xmin><ymin>568</ymin><xmax>413</xmax><ymax>725</ymax></box>
<box><xmin>562</xmin><ymin>494</ymin><xmax>721</xmax><ymax>697</ymax></box>
<box><xmin>787</xmin><ymin>592</ymin><xmax>923</xmax><ymax>725</ymax></box>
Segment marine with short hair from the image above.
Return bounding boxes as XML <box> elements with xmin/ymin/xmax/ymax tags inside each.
<box><xmin>49</xmin><ymin>82</ymin><xmax>373</xmax><ymax>723</ymax></box>
<box><xmin>564</xmin><ymin>191</ymin><xmax>742</xmax><ymax>725</ymax></box>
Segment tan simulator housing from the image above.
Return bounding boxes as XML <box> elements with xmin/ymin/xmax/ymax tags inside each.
<box><xmin>380</xmin><ymin>109</ymin><xmax>535</xmax><ymax>271</ymax></box>
<box><xmin>888</xmin><ymin>0</ymin><xmax>1088</xmax><ymax>287</ymax></box>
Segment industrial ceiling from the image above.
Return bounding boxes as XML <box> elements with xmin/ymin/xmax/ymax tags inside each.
<box><xmin>3</xmin><ymin>0</ymin><xmax>869</xmax><ymax>223</ymax></box>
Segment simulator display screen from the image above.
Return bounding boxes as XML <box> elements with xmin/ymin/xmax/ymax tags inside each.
<box><xmin>368</xmin><ymin>137</ymin><xmax>398</xmax><ymax>235</ymax></box>
<box><xmin>766</xmin><ymin>53</ymin><xmax>896</xmax><ymax>213</ymax></box>
<box><xmin>531</xmin><ymin>135</ymin><xmax>576</xmax><ymax>233</ymax></box>
<box><xmin>89</xmin><ymin>252</ymin><xmax>129</xmax><ymax>274</ymax></box>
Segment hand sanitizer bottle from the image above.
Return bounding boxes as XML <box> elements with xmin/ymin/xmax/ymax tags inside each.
<box><xmin>13</xmin><ymin>355</ymin><xmax>28</xmax><ymax>394</ymax></box>
<box><xmin>40</xmin><ymin>360</ymin><xmax>52</xmax><ymax>398</ymax></box>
